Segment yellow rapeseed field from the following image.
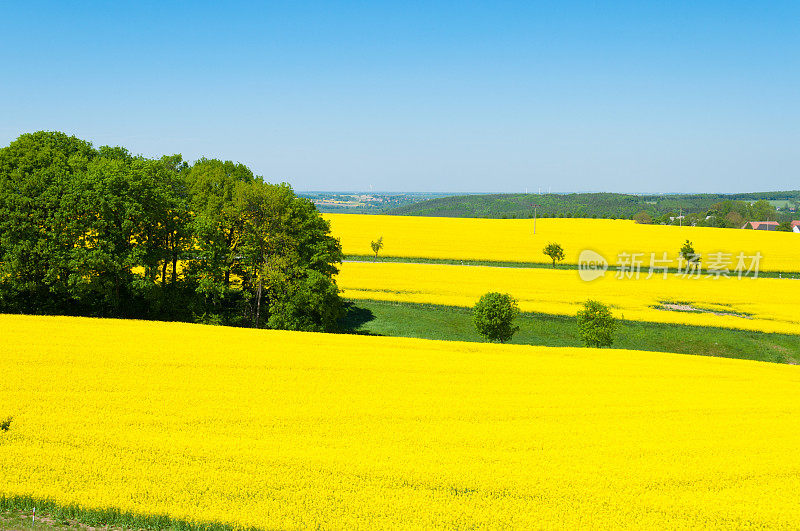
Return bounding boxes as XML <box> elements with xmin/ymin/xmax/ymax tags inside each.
<box><xmin>325</xmin><ymin>213</ymin><xmax>800</xmax><ymax>272</ymax></box>
<box><xmin>337</xmin><ymin>261</ymin><xmax>800</xmax><ymax>334</ymax></box>
<box><xmin>3</xmin><ymin>315</ymin><xmax>800</xmax><ymax>528</ymax></box>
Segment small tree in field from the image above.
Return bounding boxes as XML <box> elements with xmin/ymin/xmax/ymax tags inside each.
<box><xmin>473</xmin><ymin>292</ymin><xmax>520</xmax><ymax>343</ymax></box>
<box><xmin>543</xmin><ymin>242</ymin><xmax>565</xmax><ymax>268</ymax></box>
<box><xmin>576</xmin><ymin>299</ymin><xmax>616</xmax><ymax>348</ymax></box>
<box><xmin>679</xmin><ymin>239</ymin><xmax>700</xmax><ymax>264</ymax></box>
<box><xmin>370</xmin><ymin>236</ymin><xmax>384</xmax><ymax>261</ymax></box>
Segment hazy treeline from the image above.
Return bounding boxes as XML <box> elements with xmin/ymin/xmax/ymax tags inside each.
<box><xmin>0</xmin><ymin>131</ymin><xmax>343</xmax><ymax>330</ymax></box>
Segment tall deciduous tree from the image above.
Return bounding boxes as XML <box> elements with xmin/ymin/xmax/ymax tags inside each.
<box><xmin>185</xmin><ymin>158</ymin><xmax>254</xmax><ymax>303</ymax></box>
<box><xmin>0</xmin><ymin>131</ymin><xmax>96</xmax><ymax>312</ymax></box>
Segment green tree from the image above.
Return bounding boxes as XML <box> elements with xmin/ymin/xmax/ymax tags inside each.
<box><xmin>576</xmin><ymin>300</ymin><xmax>616</xmax><ymax>347</ymax></box>
<box><xmin>0</xmin><ymin>131</ymin><xmax>96</xmax><ymax>312</ymax></box>
<box><xmin>235</xmin><ymin>181</ymin><xmax>343</xmax><ymax>330</ymax></box>
<box><xmin>472</xmin><ymin>292</ymin><xmax>520</xmax><ymax>343</ymax></box>
<box><xmin>633</xmin><ymin>211</ymin><xmax>652</xmax><ymax>224</ymax></box>
<box><xmin>543</xmin><ymin>242</ymin><xmax>565</xmax><ymax>268</ymax></box>
<box><xmin>724</xmin><ymin>211</ymin><xmax>745</xmax><ymax>228</ymax></box>
<box><xmin>65</xmin><ymin>154</ymin><xmax>171</xmax><ymax>315</ymax></box>
<box><xmin>155</xmin><ymin>155</ymin><xmax>191</xmax><ymax>290</ymax></box>
<box><xmin>371</xmin><ymin>236</ymin><xmax>384</xmax><ymax>260</ymax></box>
<box><xmin>679</xmin><ymin>239</ymin><xmax>700</xmax><ymax>264</ymax></box>
<box><xmin>184</xmin><ymin>158</ymin><xmax>254</xmax><ymax>306</ymax></box>
<box><xmin>749</xmin><ymin>199</ymin><xmax>775</xmax><ymax>221</ymax></box>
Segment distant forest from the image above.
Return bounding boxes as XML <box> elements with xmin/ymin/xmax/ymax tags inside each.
<box><xmin>387</xmin><ymin>192</ymin><xmax>800</xmax><ymax>227</ymax></box>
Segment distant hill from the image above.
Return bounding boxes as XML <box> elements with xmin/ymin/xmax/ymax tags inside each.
<box><xmin>386</xmin><ymin>191</ymin><xmax>800</xmax><ymax>220</ymax></box>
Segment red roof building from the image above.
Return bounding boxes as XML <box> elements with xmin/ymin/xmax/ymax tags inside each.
<box><xmin>742</xmin><ymin>221</ymin><xmax>779</xmax><ymax>230</ymax></box>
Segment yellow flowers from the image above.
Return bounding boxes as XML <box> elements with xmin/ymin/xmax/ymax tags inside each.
<box><xmin>336</xmin><ymin>261</ymin><xmax>800</xmax><ymax>334</ymax></box>
<box><xmin>325</xmin><ymin>213</ymin><xmax>800</xmax><ymax>272</ymax></box>
<box><xmin>3</xmin><ymin>314</ymin><xmax>800</xmax><ymax>528</ymax></box>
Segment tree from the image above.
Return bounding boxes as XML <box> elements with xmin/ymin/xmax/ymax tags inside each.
<box><xmin>724</xmin><ymin>211</ymin><xmax>745</xmax><ymax>228</ymax></box>
<box><xmin>576</xmin><ymin>300</ymin><xmax>616</xmax><ymax>347</ymax></box>
<box><xmin>65</xmin><ymin>154</ymin><xmax>170</xmax><ymax>316</ymax></box>
<box><xmin>234</xmin><ymin>181</ymin><xmax>343</xmax><ymax>330</ymax></box>
<box><xmin>473</xmin><ymin>292</ymin><xmax>519</xmax><ymax>343</ymax></box>
<box><xmin>633</xmin><ymin>211</ymin><xmax>652</xmax><ymax>224</ymax></box>
<box><xmin>679</xmin><ymin>239</ymin><xmax>700</xmax><ymax>264</ymax></box>
<box><xmin>370</xmin><ymin>237</ymin><xmax>383</xmax><ymax>260</ymax></box>
<box><xmin>185</xmin><ymin>158</ymin><xmax>255</xmax><ymax>299</ymax></box>
<box><xmin>543</xmin><ymin>242</ymin><xmax>565</xmax><ymax>268</ymax></box>
<box><xmin>749</xmin><ymin>199</ymin><xmax>774</xmax><ymax>221</ymax></box>
<box><xmin>0</xmin><ymin>131</ymin><xmax>96</xmax><ymax>313</ymax></box>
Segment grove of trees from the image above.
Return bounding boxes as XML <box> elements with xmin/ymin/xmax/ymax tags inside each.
<box><xmin>0</xmin><ymin>131</ymin><xmax>343</xmax><ymax>331</ymax></box>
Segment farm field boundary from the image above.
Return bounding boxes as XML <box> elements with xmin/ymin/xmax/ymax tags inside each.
<box><xmin>343</xmin><ymin>254</ymin><xmax>800</xmax><ymax>280</ymax></box>
<box><xmin>340</xmin><ymin>299</ymin><xmax>800</xmax><ymax>364</ymax></box>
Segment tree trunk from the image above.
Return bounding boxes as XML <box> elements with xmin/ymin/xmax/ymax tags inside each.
<box><xmin>171</xmin><ymin>238</ymin><xmax>178</xmax><ymax>286</ymax></box>
<box><xmin>254</xmin><ymin>273</ymin><xmax>262</xmax><ymax>328</ymax></box>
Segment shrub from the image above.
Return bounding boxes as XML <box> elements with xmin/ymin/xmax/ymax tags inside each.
<box><xmin>576</xmin><ymin>300</ymin><xmax>616</xmax><ymax>348</ymax></box>
<box><xmin>473</xmin><ymin>292</ymin><xmax>520</xmax><ymax>343</ymax></box>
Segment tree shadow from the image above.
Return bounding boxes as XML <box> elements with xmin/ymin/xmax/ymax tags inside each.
<box><xmin>338</xmin><ymin>302</ymin><xmax>381</xmax><ymax>335</ymax></box>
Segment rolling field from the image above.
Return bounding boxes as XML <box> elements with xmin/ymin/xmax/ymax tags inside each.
<box><xmin>3</xmin><ymin>315</ymin><xmax>800</xmax><ymax>529</ymax></box>
<box><xmin>336</xmin><ymin>261</ymin><xmax>800</xmax><ymax>335</ymax></box>
<box><xmin>325</xmin><ymin>213</ymin><xmax>800</xmax><ymax>272</ymax></box>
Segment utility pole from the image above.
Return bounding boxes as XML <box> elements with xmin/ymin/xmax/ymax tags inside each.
<box><xmin>679</xmin><ymin>208</ymin><xmax>682</xmax><ymax>227</ymax></box>
<box><xmin>533</xmin><ymin>204</ymin><xmax>539</xmax><ymax>235</ymax></box>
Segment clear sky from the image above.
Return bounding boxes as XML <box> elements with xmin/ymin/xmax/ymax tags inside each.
<box><xmin>1</xmin><ymin>1</ymin><xmax>798</xmax><ymax>193</ymax></box>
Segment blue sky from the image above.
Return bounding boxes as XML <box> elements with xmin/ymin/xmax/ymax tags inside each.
<box><xmin>1</xmin><ymin>1</ymin><xmax>798</xmax><ymax>193</ymax></box>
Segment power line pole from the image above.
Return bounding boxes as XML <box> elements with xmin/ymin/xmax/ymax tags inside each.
<box><xmin>533</xmin><ymin>204</ymin><xmax>539</xmax><ymax>235</ymax></box>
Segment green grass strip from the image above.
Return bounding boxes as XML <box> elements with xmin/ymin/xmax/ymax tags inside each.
<box><xmin>343</xmin><ymin>254</ymin><xmax>800</xmax><ymax>279</ymax></box>
<box><xmin>0</xmin><ymin>494</ymin><xmax>261</xmax><ymax>531</ymax></box>
<box><xmin>340</xmin><ymin>299</ymin><xmax>800</xmax><ymax>364</ymax></box>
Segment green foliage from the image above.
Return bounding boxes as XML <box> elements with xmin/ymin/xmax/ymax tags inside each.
<box><xmin>576</xmin><ymin>300</ymin><xmax>616</xmax><ymax>348</ymax></box>
<box><xmin>0</xmin><ymin>131</ymin><xmax>96</xmax><ymax>312</ymax></box>
<box><xmin>633</xmin><ymin>211</ymin><xmax>652</xmax><ymax>224</ymax></box>
<box><xmin>543</xmin><ymin>242</ymin><xmax>565</xmax><ymax>268</ymax></box>
<box><xmin>0</xmin><ymin>416</ymin><xmax>12</xmax><ymax>431</ymax></box>
<box><xmin>472</xmin><ymin>292</ymin><xmax>520</xmax><ymax>343</ymax></box>
<box><xmin>386</xmin><ymin>191</ymin><xmax>797</xmax><ymax>223</ymax></box>
<box><xmin>679</xmin><ymin>240</ymin><xmax>700</xmax><ymax>264</ymax></box>
<box><xmin>266</xmin><ymin>270</ymin><xmax>343</xmax><ymax>332</ymax></box>
<box><xmin>0</xmin><ymin>132</ymin><xmax>343</xmax><ymax>332</ymax></box>
<box><xmin>0</xmin><ymin>494</ymin><xmax>253</xmax><ymax>530</ymax></box>
<box><xmin>371</xmin><ymin>236</ymin><xmax>384</xmax><ymax>259</ymax></box>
